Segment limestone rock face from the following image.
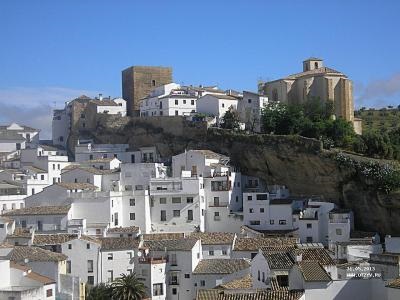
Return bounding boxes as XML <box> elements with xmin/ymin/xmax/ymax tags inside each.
<box><xmin>68</xmin><ymin>115</ymin><xmax>400</xmax><ymax>235</ymax></box>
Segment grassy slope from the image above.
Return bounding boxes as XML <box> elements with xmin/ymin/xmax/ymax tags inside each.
<box><xmin>356</xmin><ymin>108</ymin><xmax>400</xmax><ymax>133</ymax></box>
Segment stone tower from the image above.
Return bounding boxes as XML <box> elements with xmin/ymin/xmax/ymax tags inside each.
<box><xmin>122</xmin><ymin>66</ymin><xmax>173</xmax><ymax>116</ymax></box>
<box><xmin>303</xmin><ymin>57</ymin><xmax>323</xmax><ymax>72</ymax></box>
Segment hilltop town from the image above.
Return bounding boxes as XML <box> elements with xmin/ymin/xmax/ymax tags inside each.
<box><xmin>0</xmin><ymin>59</ymin><xmax>400</xmax><ymax>300</ymax></box>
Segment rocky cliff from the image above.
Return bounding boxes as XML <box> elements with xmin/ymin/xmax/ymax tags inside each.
<box><xmin>68</xmin><ymin>115</ymin><xmax>400</xmax><ymax>235</ymax></box>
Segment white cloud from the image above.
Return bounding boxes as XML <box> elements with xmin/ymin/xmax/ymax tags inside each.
<box><xmin>355</xmin><ymin>73</ymin><xmax>400</xmax><ymax>108</ymax></box>
<box><xmin>0</xmin><ymin>86</ymin><xmax>98</xmax><ymax>139</ymax></box>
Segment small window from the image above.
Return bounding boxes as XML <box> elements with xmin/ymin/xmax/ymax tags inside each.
<box><xmin>209</xmin><ymin>248</ymin><xmax>214</xmax><ymax>256</ymax></box>
<box><xmin>41</xmin><ymin>175</ymin><xmax>45</xmax><ymax>180</ymax></box>
<box><xmin>191</xmin><ymin>100</ymin><xmax>195</xmax><ymax>105</ymax></box>
<box><xmin>87</xmin><ymin>276</ymin><xmax>94</xmax><ymax>285</ymax></box>
<box><xmin>81</xmin><ymin>113</ymin><xmax>86</xmax><ymax>119</ymax></box>
<box><xmin>336</xmin><ymin>228</ymin><xmax>342</xmax><ymax>235</ymax></box>
<box><xmin>66</xmin><ymin>261</ymin><xmax>71</xmax><ymax>273</ymax></box>
<box><xmin>307</xmin><ymin>223</ymin><xmax>312</xmax><ymax>229</ymax></box>
<box><xmin>68</xmin><ymin>244</ymin><xmax>72</xmax><ymax>250</ymax></box>
<box><xmin>260</xmin><ymin>208</ymin><xmax>265</xmax><ymax>213</ymax></box>
<box><xmin>306</xmin><ymin>236</ymin><xmax>313</xmax><ymax>243</ymax></box>
<box><xmin>173</xmin><ymin>210</ymin><xmax>180</xmax><ymax>217</ymax></box>
<box><xmin>187</xmin><ymin>197</ymin><xmax>193</xmax><ymax>203</ymax></box>
<box><xmin>130</xmin><ymin>213</ymin><xmax>135</xmax><ymax>220</ymax></box>
<box><xmin>279</xmin><ymin>220</ymin><xmax>287</xmax><ymax>225</ymax></box>
<box><xmin>175</xmin><ymin>100</ymin><xmax>178</xmax><ymax>105</ymax></box>
<box><xmin>183</xmin><ymin>100</ymin><xmax>186</xmax><ymax>104</ymax></box>
<box><xmin>200</xmin><ymin>280</ymin><xmax>206</xmax><ymax>287</ymax></box>
<box><xmin>222</xmin><ymin>103</ymin><xmax>225</xmax><ymax>108</ymax></box>
<box><xmin>172</xmin><ymin>288</ymin><xmax>177</xmax><ymax>295</ymax></box>
<box><xmin>130</xmin><ymin>199</ymin><xmax>135</xmax><ymax>206</ymax></box>
<box><xmin>248</xmin><ymin>99</ymin><xmax>252</xmax><ymax>103</ymax></box>
<box><xmin>222</xmin><ymin>247</ymin><xmax>228</xmax><ymax>255</ymax></box>
<box><xmin>153</xmin><ymin>283</ymin><xmax>163</xmax><ymax>296</ymax></box>
<box><xmin>87</xmin><ymin>260</ymin><xmax>93</xmax><ymax>273</ymax></box>
<box><xmin>108</xmin><ymin>253</ymin><xmax>113</xmax><ymax>260</ymax></box>
<box><xmin>270</xmin><ymin>220</ymin><xmax>274</xmax><ymax>225</ymax></box>
<box><xmin>172</xmin><ymin>197</ymin><xmax>181</xmax><ymax>204</ymax></box>
<box><xmin>175</xmin><ymin>110</ymin><xmax>179</xmax><ymax>116</ymax></box>
<box><xmin>46</xmin><ymin>288</ymin><xmax>53</xmax><ymax>297</ymax></box>
<box><xmin>185</xmin><ymin>274</ymin><xmax>190</xmax><ymax>278</ymax></box>
<box><xmin>152</xmin><ymin>79</ymin><xmax>156</xmax><ymax>87</ymax></box>
<box><xmin>247</xmin><ymin>195</ymin><xmax>252</xmax><ymax>201</ymax></box>
<box><xmin>160</xmin><ymin>198</ymin><xmax>167</xmax><ymax>204</ymax></box>
<box><xmin>87</xmin><ymin>243</ymin><xmax>90</xmax><ymax>249</ymax></box>
<box><xmin>249</xmin><ymin>208</ymin><xmax>254</xmax><ymax>213</ymax></box>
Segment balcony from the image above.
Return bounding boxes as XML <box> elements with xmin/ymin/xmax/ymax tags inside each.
<box><xmin>169</xmin><ymin>279</ymin><xmax>179</xmax><ymax>285</ymax></box>
<box><xmin>208</xmin><ymin>201</ymin><xmax>229</xmax><ymax>207</ymax></box>
<box><xmin>139</xmin><ymin>257</ymin><xmax>167</xmax><ymax>264</ymax></box>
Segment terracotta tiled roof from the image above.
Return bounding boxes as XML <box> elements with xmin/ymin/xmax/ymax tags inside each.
<box><xmin>263</xmin><ymin>251</ymin><xmax>294</xmax><ymax>270</ymax></box>
<box><xmin>187</xmin><ymin>232</ymin><xmax>235</xmax><ymax>245</ymax></box>
<box><xmin>290</xmin><ymin>248</ymin><xmax>335</xmax><ymax>266</ymax></box>
<box><xmin>62</xmin><ymin>165</ymin><xmax>118</xmax><ymax>175</ymax></box>
<box><xmin>216</xmin><ymin>274</ymin><xmax>253</xmax><ymax>289</ymax></box>
<box><xmin>26</xmin><ymin>271</ymin><xmax>56</xmax><ymax>285</ymax></box>
<box><xmin>87</xmin><ymin>157</ymin><xmax>117</xmax><ymax>163</ymax></box>
<box><xmin>143</xmin><ymin>239</ymin><xmax>198</xmax><ymax>251</ymax></box>
<box><xmin>3</xmin><ymin>205</ymin><xmax>70</xmax><ymax>216</ymax></box>
<box><xmin>142</xmin><ymin>233</ymin><xmax>185</xmax><ymax>241</ymax></box>
<box><xmin>89</xmin><ymin>100</ymin><xmax>119</xmax><ymax>106</ymax></box>
<box><xmin>10</xmin><ymin>246</ymin><xmax>67</xmax><ymax>262</ymax></box>
<box><xmin>196</xmin><ymin>289</ymin><xmax>304</xmax><ymax>300</ymax></box>
<box><xmin>284</xmin><ymin>67</ymin><xmax>344</xmax><ymax>80</ymax></box>
<box><xmin>190</xmin><ymin>149</ymin><xmax>227</xmax><ymax>160</ymax></box>
<box><xmin>107</xmin><ymin>226</ymin><xmax>140</xmax><ymax>234</ymax></box>
<box><xmin>270</xmin><ymin>277</ymin><xmax>289</xmax><ymax>291</ymax></box>
<box><xmin>233</xmin><ymin>237</ymin><xmax>297</xmax><ymax>251</ymax></box>
<box><xmin>297</xmin><ymin>261</ymin><xmax>332</xmax><ymax>282</ymax></box>
<box><xmin>193</xmin><ymin>259</ymin><xmax>250</xmax><ymax>274</ymax></box>
<box><xmin>386</xmin><ymin>278</ymin><xmax>400</xmax><ymax>289</ymax></box>
<box><xmin>33</xmin><ymin>234</ymin><xmax>78</xmax><ymax>246</ymax></box>
<box><xmin>56</xmin><ymin>182</ymin><xmax>98</xmax><ymax>190</ymax></box>
<box><xmin>98</xmin><ymin>237</ymin><xmax>140</xmax><ymax>251</ymax></box>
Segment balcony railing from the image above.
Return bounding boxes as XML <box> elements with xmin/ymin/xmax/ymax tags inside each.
<box><xmin>139</xmin><ymin>257</ymin><xmax>167</xmax><ymax>264</ymax></box>
<box><xmin>209</xmin><ymin>201</ymin><xmax>229</xmax><ymax>207</ymax></box>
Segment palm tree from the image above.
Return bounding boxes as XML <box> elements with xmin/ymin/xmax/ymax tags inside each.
<box><xmin>86</xmin><ymin>283</ymin><xmax>112</xmax><ymax>300</ymax></box>
<box><xmin>111</xmin><ymin>273</ymin><xmax>146</xmax><ymax>300</ymax></box>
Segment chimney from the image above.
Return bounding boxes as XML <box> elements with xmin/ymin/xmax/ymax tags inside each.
<box><xmin>296</xmin><ymin>253</ymin><xmax>303</xmax><ymax>262</ymax></box>
<box><xmin>99</xmin><ymin>93</ymin><xmax>103</xmax><ymax>101</ymax></box>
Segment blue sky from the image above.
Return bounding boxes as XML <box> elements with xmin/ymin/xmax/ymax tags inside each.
<box><xmin>1</xmin><ymin>0</ymin><xmax>400</xmax><ymax>137</ymax></box>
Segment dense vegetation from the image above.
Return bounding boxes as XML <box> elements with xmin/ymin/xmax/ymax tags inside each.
<box><xmin>356</xmin><ymin>106</ymin><xmax>400</xmax><ymax>133</ymax></box>
<box><xmin>86</xmin><ymin>273</ymin><xmax>146</xmax><ymax>300</ymax></box>
<box><xmin>260</xmin><ymin>99</ymin><xmax>400</xmax><ymax>161</ymax></box>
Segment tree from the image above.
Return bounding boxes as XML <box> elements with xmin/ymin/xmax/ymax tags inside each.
<box><xmin>86</xmin><ymin>283</ymin><xmax>112</xmax><ymax>300</ymax></box>
<box><xmin>111</xmin><ymin>273</ymin><xmax>146</xmax><ymax>300</ymax></box>
<box><xmin>220</xmin><ymin>107</ymin><xmax>241</xmax><ymax>130</ymax></box>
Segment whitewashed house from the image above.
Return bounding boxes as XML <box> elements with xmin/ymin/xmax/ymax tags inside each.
<box><xmin>187</xmin><ymin>232</ymin><xmax>236</xmax><ymax>259</ymax></box>
<box><xmin>237</xmin><ymin>91</ymin><xmax>268</xmax><ymax>132</ymax></box>
<box><xmin>0</xmin><ymin>181</ymin><xmax>26</xmax><ymax>213</ymax></box>
<box><xmin>192</xmin><ymin>258</ymin><xmax>251</xmax><ymax>292</ymax></box>
<box><xmin>242</xmin><ymin>191</ymin><xmax>293</xmax><ymax>231</ymax></box>
<box><xmin>3</xmin><ymin>205</ymin><xmax>72</xmax><ymax>232</ymax></box>
<box><xmin>0</xmin><ymin>259</ymin><xmax>56</xmax><ymax>300</ymax></box>
<box><xmin>149</xmin><ymin>176</ymin><xmax>205</xmax><ymax>233</ymax></box>
<box><xmin>140</xmin><ymin>83</ymin><xmax>198</xmax><ymax>117</ymax></box>
<box><xmin>75</xmin><ymin>143</ymin><xmax>160</xmax><ymax>164</ymax></box>
<box><xmin>0</xmin><ymin>123</ymin><xmax>40</xmax><ymax>152</ymax></box>
<box><xmin>196</xmin><ymin>94</ymin><xmax>239</xmax><ymax>124</ymax></box>
<box><xmin>141</xmin><ymin>238</ymin><xmax>202</xmax><ymax>300</ymax></box>
<box><xmin>61</xmin><ymin>235</ymin><xmax>139</xmax><ymax>285</ymax></box>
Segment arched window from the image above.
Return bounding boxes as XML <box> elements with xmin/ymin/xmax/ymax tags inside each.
<box><xmin>315</xmin><ymin>62</ymin><xmax>319</xmax><ymax>69</ymax></box>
